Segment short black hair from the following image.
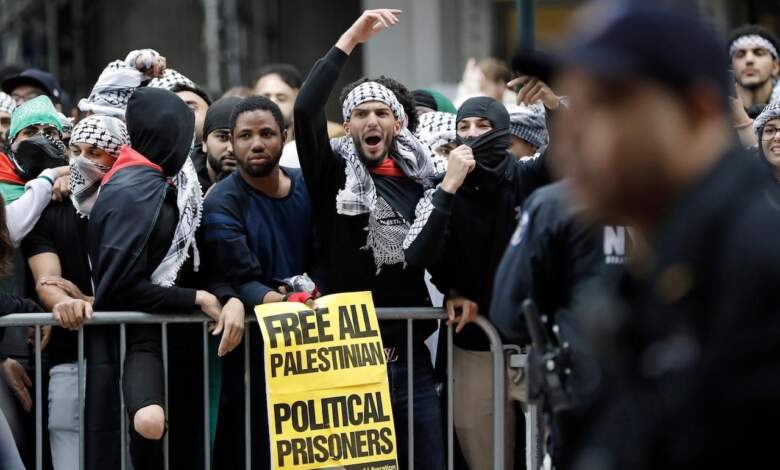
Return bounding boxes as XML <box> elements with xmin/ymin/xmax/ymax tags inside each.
<box><xmin>728</xmin><ymin>24</ymin><xmax>780</xmax><ymax>58</ymax></box>
<box><xmin>339</xmin><ymin>75</ymin><xmax>419</xmax><ymax>133</ymax></box>
<box><xmin>255</xmin><ymin>63</ymin><xmax>303</xmax><ymax>90</ymax></box>
<box><xmin>229</xmin><ymin>95</ymin><xmax>286</xmax><ymax>134</ymax></box>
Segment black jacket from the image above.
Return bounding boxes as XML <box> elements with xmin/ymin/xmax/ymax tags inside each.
<box><xmin>408</xmin><ymin>152</ymin><xmax>551</xmax><ymax>350</ymax></box>
<box><xmin>575</xmin><ymin>149</ymin><xmax>780</xmax><ymax>469</ymax></box>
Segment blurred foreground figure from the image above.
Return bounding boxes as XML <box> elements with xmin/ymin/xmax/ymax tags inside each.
<box><xmin>517</xmin><ymin>3</ymin><xmax>780</xmax><ymax>469</ymax></box>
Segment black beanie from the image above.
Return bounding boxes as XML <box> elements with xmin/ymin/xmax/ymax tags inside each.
<box><xmin>203</xmin><ymin>96</ymin><xmax>242</xmax><ymax>138</ymax></box>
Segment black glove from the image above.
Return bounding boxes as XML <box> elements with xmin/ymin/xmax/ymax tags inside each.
<box><xmin>12</xmin><ymin>134</ymin><xmax>67</xmax><ymax>181</ymax></box>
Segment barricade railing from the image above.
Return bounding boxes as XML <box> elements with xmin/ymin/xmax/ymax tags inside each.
<box><xmin>0</xmin><ymin>308</ymin><xmax>528</xmax><ymax>470</ymax></box>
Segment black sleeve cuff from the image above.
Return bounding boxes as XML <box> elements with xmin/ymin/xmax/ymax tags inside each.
<box><xmin>433</xmin><ymin>187</ymin><xmax>455</xmax><ymax>213</ymax></box>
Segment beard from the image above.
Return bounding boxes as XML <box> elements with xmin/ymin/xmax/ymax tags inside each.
<box><xmin>352</xmin><ymin>131</ymin><xmax>394</xmax><ymax>168</ymax></box>
<box><xmin>207</xmin><ymin>151</ymin><xmax>235</xmax><ymax>175</ymax></box>
<box><xmin>239</xmin><ymin>152</ymin><xmax>281</xmax><ymax>178</ymax></box>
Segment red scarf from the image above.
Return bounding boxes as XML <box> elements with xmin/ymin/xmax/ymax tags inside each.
<box><xmin>0</xmin><ymin>152</ymin><xmax>24</xmax><ymax>186</ymax></box>
<box><xmin>368</xmin><ymin>157</ymin><xmax>406</xmax><ymax>178</ymax></box>
<box><xmin>102</xmin><ymin>145</ymin><xmax>163</xmax><ymax>185</ymax></box>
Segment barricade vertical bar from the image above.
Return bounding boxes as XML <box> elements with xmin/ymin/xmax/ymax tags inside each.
<box><xmin>472</xmin><ymin>317</ymin><xmax>505</xmax><ymax>470</ymax></box>
<box><xmin>78</xmin><ymin>328</ymin><xmax>85</xmax><ymax>470</ymax></box>
<box><xmin>446</xmin><ymin>324</ymin><xmax>454</xmax><ymax>470</ymax></box>
<box><xmin>203</xmin><ymin>322</ymin><xmax>212</xmax><ymax>470</ymax></box>
<box><xmin>407</xmin><ymin>319</ymin><xmax>414</xmax><ymax>469</ymax></box>
<box><xmin>120</xmin><ymin>323</ymin><xmax>127</xmax><ymax>470</ymax></box>
<box><xmin>34</xmin><ymin>325</ymin><xmax>42</xmax><ymax>470</ymax></box>
<box><xmin>244</xmin><ymin>328</ymin><xmax>251</xmax><ymax>470</ymax></box>
<box><xmin>526</xmin><ymin>403</ymin><xmax>541</xmax><ymax>470</ymax></box>
<box><xmin>162</xmin><ymin>323</ymin><xmax>169</xmax><ymax>470</ymax></box>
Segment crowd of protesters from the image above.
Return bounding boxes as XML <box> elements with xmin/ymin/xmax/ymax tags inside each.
<box><xmin>1</xmin><ymin>3</ymin><xmax>780</xmax><ymax>470</ymax></box>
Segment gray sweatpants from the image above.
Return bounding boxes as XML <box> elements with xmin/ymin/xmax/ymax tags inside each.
<box><xmin>49</xmin><ymin>362</ymin><xmax>81</xmax><ymax>469</ymax></box>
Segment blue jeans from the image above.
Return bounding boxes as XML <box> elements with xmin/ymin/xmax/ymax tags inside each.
<box><xmin>387</xmin><ymin>353</ymin><xmax>445</xmax><ymax>470</ymax></box>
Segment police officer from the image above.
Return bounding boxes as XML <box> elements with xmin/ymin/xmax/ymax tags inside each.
<box><xmin>491</xmin><ymin>181</ymin><xmax>628</xmax><ymax>468</ymax></box>
<box><xmin>514</xmin><ymin>3</ymin><xmax>780</xmax><ymax>469</ymax></box>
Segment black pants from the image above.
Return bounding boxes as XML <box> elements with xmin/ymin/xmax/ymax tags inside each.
<box><xmin>123</xmin><ymin>325</ymin><xmax>165</xmax><ymax>470</ymax></box>
<box><xmin>213</xmin><ymin>327</ymin><xmax>270</xmax><ymax>470</ymax></box>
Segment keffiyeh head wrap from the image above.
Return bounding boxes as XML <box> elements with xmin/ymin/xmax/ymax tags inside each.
<box><xmin>753</xmin><ymin>101</ymin><xmax>780</xmax><ymax>140</ymax></box>
<box><xmin>730</xmin><ymin>35</ymin><xmax>779</xmax><ymax>60</ymax></box>
<box><xmin>78</xmin><ymin>50</ymin><xmax>160</xmax><ymax>119</ymax></box>
<box><xmin>342</xmin><ymin>81</ymin><xmax>408</xmax><ymax>128</ymax></box>
<box><xmin>506</xmin><ymin>103</ymin><xmax>548</xmax><ymax>151</ymax></box>
<box><xmin>414</xmin><ymin>111</ymin><xmax>456</xmax><ymax>154</ymax></box>
<box><xmin>333</xmin><ymin>81</ymin><xmax>447</xmax><ymax>271</ymax></box>
<box><xmin>0</xmin><ymin>92</ymin><xmax>15</xmax><ymax>115</ymax></box>
<box><xmin>68</xmin><ymin>115</ymin><xmax>129</xmax><ymax>217</ymax></box>
<box><xmin>70</xmin><ymin>115</ymin><xmax>130</xmax><ymax>157</ymax></box>
<box><xmin>147</xmin><ymin>68</ymin><xmax>196</xmax><ymax>92</ymax></box>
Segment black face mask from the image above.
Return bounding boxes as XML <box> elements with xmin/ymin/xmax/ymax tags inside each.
<box><xmin>11</xmin><ymin>134</ymin><xmax>67</xmax><ymax>181</ymax></box>
<box><xmin>456</xmin><ymin>127</ymin><xmax>511</xmax><ymax>168</ymax></box>
<box><xmin>455</xmin><ymin>96</ymin><xmax>513</xmax><ymax>187</ymax></box>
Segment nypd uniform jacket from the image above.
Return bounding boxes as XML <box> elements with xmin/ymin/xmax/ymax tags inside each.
<box><xmin>575</xmin><ymin>150</ymin><xmax>780</xmax><ymax>470</ymax></box>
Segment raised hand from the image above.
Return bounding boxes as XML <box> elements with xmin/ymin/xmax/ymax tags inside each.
<box><xmin>336</xmin><ymin>9</ymin><xmax>402</xmax><ymax>55</ymax></box>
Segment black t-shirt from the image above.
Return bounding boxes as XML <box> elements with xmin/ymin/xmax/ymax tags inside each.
<box><xmin>21</xmin><ymin>201</ymin><xmax>91</xmax><ymax>366</ymax></box>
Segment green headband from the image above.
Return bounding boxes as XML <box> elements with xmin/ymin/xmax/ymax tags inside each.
<box><xmin>9</xmin><ymin>95</ymin><xmax>63</xmax><ymax>141</ymax></box>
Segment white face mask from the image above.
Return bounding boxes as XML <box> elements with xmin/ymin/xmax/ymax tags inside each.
<box><xmin>68</xmin><ymin>156</ymin><xmax>113</xmax><ymax>218</ymax></box>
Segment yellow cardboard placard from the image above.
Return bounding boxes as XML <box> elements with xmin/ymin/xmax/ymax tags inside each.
<box><xmin>256</xmin><ymin>291</ymin><xmax>399</xmax><ymax>470</ymax></box>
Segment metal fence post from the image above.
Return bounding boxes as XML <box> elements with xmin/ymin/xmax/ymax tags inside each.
<box><xmin>472</xmin><ymin>316</ymin><xmax>506</xmax><ymax>470</ymax></box>
<box><xmin>202</xmin><ymin>322</ymin><xmax>211</xmax><ymax>470</ymax></box>
<box><xmin>34</xmin><ymin>325</ymin><xmax>42</xmax><ymax>470</ymax></box>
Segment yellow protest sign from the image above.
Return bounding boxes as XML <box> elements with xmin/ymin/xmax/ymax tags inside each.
<box><xmin>256</xmin><ymin>291</ymin><xmax>399</xmax><ymax>470</ymax></box>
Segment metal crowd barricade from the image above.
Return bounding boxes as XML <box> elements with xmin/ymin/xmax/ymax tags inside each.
<box><xmin>0</xmin><ymin>308</ymin><xmax>529</xmax><ymax>470</ymax></box>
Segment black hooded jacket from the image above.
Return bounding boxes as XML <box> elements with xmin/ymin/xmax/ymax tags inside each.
<box><xmin>83</xmin><ymin>87</ymin><xmax>196</xmax><ymax>470</ymax></box>
<box><xmin>406</xmin><ymin>97</ymin><xmax>552</xmax><ymax>350</ymax></box>
<box><xmin>89</xmin><ymin>87</ymin><xmax>197</xmax><ymax>313</ymax></box>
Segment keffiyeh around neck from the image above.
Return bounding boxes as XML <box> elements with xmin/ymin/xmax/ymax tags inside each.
<box><xmin>151</xmin><ymin>157</ymin><xmax>203</xmax><ymax>286</ymax></box>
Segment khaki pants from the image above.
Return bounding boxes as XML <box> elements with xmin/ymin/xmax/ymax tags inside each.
<box><xmin>453</xmin><ymin>347</ymin><xmax>527</xmax><ymax>470</ymax></box>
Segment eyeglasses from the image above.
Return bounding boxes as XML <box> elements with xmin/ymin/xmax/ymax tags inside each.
<box><xmin>762</xmin><ymin>126</ymin><xmax>780</xmax><ymax>141</ymax></box>
<box><xmin>11</xmin><ymin>92</ymin><xmax>42</xmax><ymax>105</ymax></box>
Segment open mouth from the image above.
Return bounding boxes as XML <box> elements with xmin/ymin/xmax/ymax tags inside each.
<box><xmin>365</xmin><ymin>136</ymin><xmax>382</xmax><ymax>146</ymax></box>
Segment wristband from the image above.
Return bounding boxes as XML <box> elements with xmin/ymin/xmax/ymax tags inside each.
<box><xmin>734</xmin><ymin>119</ymin><xmax>753</xmax><ymax>130</ymax></box>
<box><xmin>284</xmin><ymin>292</ymin><xmax>314</xmax><ymax>304</ymax></box>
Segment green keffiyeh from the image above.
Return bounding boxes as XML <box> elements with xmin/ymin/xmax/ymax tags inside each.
<box><xmin>8</xmin><ymin>95</ymin><xmax>62</xmax><ymax>142</ymax></box>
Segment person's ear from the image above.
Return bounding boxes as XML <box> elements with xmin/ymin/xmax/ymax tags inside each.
<box><xmin>282</xmin><ymin>129</ymin><xmax>288</xmax><ymax>143</ymax></box>
<box><xmin>201</xmin><ymin>140</ymin><xmax>207</xmax><ymax>153</ymax></box>
<box><xmin>773</xmin><ymin>60</ymin><xmax>779</xmax><ymax>77</ymax></box>
<box><xmin>393</xmin><ymin>119</ymin><xmax>401</xmax><ymax>137</ymax></box>
<box><xmin>343</xmin><ymin>120</ymin><xmax>350</xmax><ymax>135</ymax></box>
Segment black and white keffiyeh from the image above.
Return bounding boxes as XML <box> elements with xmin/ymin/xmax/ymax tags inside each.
<box><xmin>78</xmin><ymin>50</ymin><xmax>160</xmax><ymax>119</ymax></box>
<box><xmin>729</xmin><ymin>34</ymin><xmax>779</xmax><ymax>60</ymax></box>
<box><xmin>147</xmin><ymin>68</ymin><xmax>196</xmax><ymax>92</ymax></box>
<box><xmin>68</xmin><ymin>115</ymin><xmax>130</xmax><ymax>217</ymax></box>
<box><xmin>70</xmin><ymin>115</ymin><xmax>130</xmax><ymax>157</ymax></box>
<box><xmin>334</xmin><ymin>81</ymin><xmax>447</xmax><ymax>271</ymax></box>
<box><xmin>0</xmin><ymin>92</ymin><xmax>15</xmax><ymax>115</ymax></box>
<box><xmin>414</xmin><ymin>111</ymin><xmax>456</xmax><ymax>154</ymax></box>
<box><xmin>151</xmin><ymin>156</ymin><xmax>203</xmax><ymax>286</ymax></box>
<box><xmin>69</xmin><ymin>157</ymin><xmax>112</xmax><ymax>218</ymax></box>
